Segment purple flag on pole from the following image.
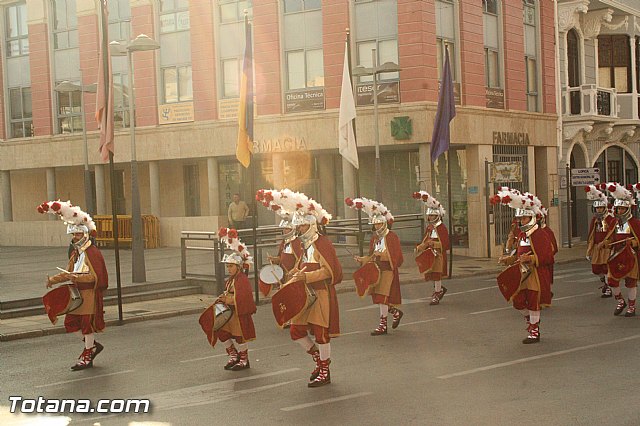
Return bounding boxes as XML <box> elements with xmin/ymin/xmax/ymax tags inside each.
<box><xmin>430</xmin><ymin>49</ymin><xmax>456</xmax><ymax>163</ymax></box>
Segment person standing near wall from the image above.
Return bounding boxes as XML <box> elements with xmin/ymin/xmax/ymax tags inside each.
<box><xmin>227</xmin><ymin>193</ymin><xmax>249</xmax><ymax>229</ymax></box>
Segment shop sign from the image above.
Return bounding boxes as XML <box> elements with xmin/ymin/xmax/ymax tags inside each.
<box><xmin>356</xmin><ymin>81</ymin><xmax>400</xmax><ymax>106</ymax></box>
<box><xmin>284</xmin><ymin>88</ymin><xmax>325</xmax><ymax>113</ymax></box>
<box><xmin>486</xmin><ymin>87</ymin><xmax>505</xmax><ymax>109</ymax></box>
<box><xmin>252</xmin><ymin>137</ymin><xmax>308</xmax><ymax>154</ymax></box>
<box><xmin>492</xmin><ymin>131</ymin><xmax>530</xmax><ymax>145</ymax></box>
<box><xmin>489</xmin><ymin>161</ymin><xmax>523</xmax><ymax>183</ymax></box>
<box><xmin>158</xmin><ymin>102</ymin><xmax>194</xmax><ymax>124</ymax></box>
<box><xmin>218</xmin><ymin>97</ymin><xmax>258</xmax><ymax>120</ymax></box>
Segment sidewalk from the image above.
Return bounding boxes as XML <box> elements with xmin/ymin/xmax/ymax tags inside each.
<box><xmin>0</xmin><ymin>242</ymin><xmax>588</xmax><ymax>341</ymax></box>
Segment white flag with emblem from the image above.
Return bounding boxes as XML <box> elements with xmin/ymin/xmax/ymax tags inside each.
<box><xmin>339</xmin><ymin>42</ymin><xmax>359</xmax><ymax>169</ymax></box>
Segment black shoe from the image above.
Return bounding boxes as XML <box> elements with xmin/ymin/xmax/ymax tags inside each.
<box><xmin>522</xmin><ymin>336</ymin><xmax>540</xmax><ymax>344</ymax></box>
<box><xmin>601</xmin><ymin>287</ymin><xmax>613</xmax><ymax>298</ymax></box>
<box><xmin>391</xmin><ymin>309</ymin><xmax>404</xmax><ymax>329</ymax></box>
<box><xmin>91</xmin><ymin>342</ymin><xmax>104</xmax><ymax>361</ymax></box>
<box><xmin>614</xmin><ymin>300</ymin><xmax>627</xmax><ymax>316</ymax></box>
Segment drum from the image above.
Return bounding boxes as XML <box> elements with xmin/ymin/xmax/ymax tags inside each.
<box><xmin>42</xmin><ymin>284</ymin><xmax>83</xmax><ymax>324</ymax></box>
<box><xmin>415</xmin><ymin>248</ymin><xmax>436</xmax><ymax>274</ymax></box>
<box><xmin>271</xmin><ymin>280</ymin><xmax>317</xmax><ymax>327</ymax></box>
<box><xmin>258</xmin><ymin>264</ymin><xmax>284</xmax><ymax>297</ymax></box>
<box><xmin>608</xmin><ymin>243</ymin><xmax>637</xmax><ymax>280</ymax></box>
<box><xmin>353</xmin><ymin>262</ymin><xmax>380</xmax><ymax>297</ymax></box>
<box><xmin>213</xmin><ymin>303</ymin><xmax>233</xmax><ymax>331</ymax></box>
<box><xmin>198</xmin><ymin>302</ymin><xmax>234</xmax><ymax>347</ymax></box>
<box><xmin>496</xmin><ymin>263</ymin><xmax>524</xmax><ymax>302</ymax></box>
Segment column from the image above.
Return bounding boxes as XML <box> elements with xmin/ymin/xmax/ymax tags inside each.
<box><xmin>318</xmin><ymin>155</ymin><xmax>336</xmax><ymax>217</ymax></box>
<box><xmin>149</xmin><ymin>161</ymin><xmax>161</xmax><ymax>217</ymax></box>
<box><xmin>46</xmin><ymin>168</ymin><xmax>56</xmax><ymax>220</ymax></box>
<box><xmin>342</xmin><ymin>159</ymin><xmax>357</xmax><ymax>219</ymax></box>
<box><xmin>418</xmin><ymin>144</ymin><xmax>432</xmax><ymax>192</ymax></box>
<box><xmin>95</xmin><ymin>164</ymin><xmax>107</xmax><ymax>214</ymax></box>
<box><xmin>630</xmin><ymin>37</ymin><xmax>638</xmax><ymax>119</ymax></box>
<box><xmin>207</xmin><ymin>157</ymin><xmax>220</xmax><ymax>216</ymax></box>
<box><xmin>1</xmin><ymin>170</ymin><xmax>13</xmax><ymax>221</ymax></box>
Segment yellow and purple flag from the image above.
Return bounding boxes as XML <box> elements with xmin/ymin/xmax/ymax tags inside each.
<box><xmin>236</xmin><ymin>17</ymin><xmax>254</xmax><ymax>168</ymax></box>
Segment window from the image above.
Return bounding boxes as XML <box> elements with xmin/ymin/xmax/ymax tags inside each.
<box><xmin>6</xmin><ymin>2</ymin><xmax>28</xmax><ymax>57</ymax></box>
<box><xmin>435</xmin><ymin>0</ymin><xmax>457</xmax><ymax>80</ymax></box>
<box><xmin>160</xmin><ymin>0</ymin><xmax>190</xmax><ymax>33</ymax></box>
<box><xmin>162</xmin><ymin>66</ymin><xmax>193</xmax><ymax>103</ymax></box>
<box><xmin>354</xmin><ymin>0</ymin><xmax>398</xmax><ymax>82</ymax></box>
<box><xmin>283</xmin><ymin>0</ymin><xmax>321</xmax><ymax>13</ymax></box>
<box><xmin>108</xmin><ymin>0</ymin><xmax>131</xmax><ymax>42</ymax></box>
<box><xmin>523</xmin><ymin>0</ymin><xmax>539</xmax><ymax>112</ymax></box>
<box><xmin>222</xmin><ymin>58</ymin><xmax>240</xmax><ymax>97</ymax></box>
<box><xmin>113</xmin><ymin>73</ymin><xmax>130</xmax><ymax>128</ymax></box>
<box><xmin>9</xmin><ymin>87</ymin><xmax>33</xmax><ymax>138</ymax></box>
<box><xmin>356</xmin><ymin>39</ymin><xmax>399</xmax><ymax>82</ymax></box>
<box><xmin>283</xmin><ymin>0</ymin><xmax>324</xmax><ymax>91</ymax></box>
<box><xmin>56</xmin><ymin>82</ymin><xmax>82</xmax><ymax>134</ymax></box>
<box><xmin>219</xmin><ymin>0</ymin><xmax>252</xmax><ymax>23</ymax></box>
<box><xmin>52</xmin><ymin>0</ymin><xmax>78</xmax><ymax>49</ymax></box>
<box><xmin>483</xmin><ymin>0</ymin><xmax>501</xmax><ymax>88</ymax></box>
<box><xmin>598</xmin><ymin>34</ymin><xmax>631</xmax><ymax>93</ymax></box>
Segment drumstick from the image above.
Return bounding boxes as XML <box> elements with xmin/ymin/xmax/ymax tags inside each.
<box><xmin>284</xmin><ymin>266</ymin><xmax>308</xmax><ymax>286</ymax></box>
<box><xmin>344</xmin><ymin>246</ymin><xmax>360</xmax><ymax>263</ymax></box>
<box><xmin>608</xmin><ymin>237</ymin><xmax>635</xmax><ymax>247</ymax></box>
<box><xmin>271</xmin><ymin>270</ymin><xmax>283</xmax><ymax>286</ymax></box>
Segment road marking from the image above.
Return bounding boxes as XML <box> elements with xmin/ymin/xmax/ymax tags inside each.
<box><xmin>399</xmin><ymin>317</ymin><xmax>446</xmax><ymax>327</ymax></box>
<box><xmin>35</xmin><ymin>370</ymin><xmax>135</xmax><ymax>388</ymax></box>
<box><xmin>469</xmin><ymin>292</ymin><xmax>595</xmax><ymax>315</ymax></box>
<box><xmin>280</xmin><ymin>391</ymin><xmax>373</xmax><ymax>412</ymax></box>
<box><xmin>181</xmin><ymin>343</ymin><xmax>290</xmax><ymax>363</ymax></box>
<box><xmin>340</xmin><ymin>330</ymin><xmax>365</xmax><ymax>336</ymax></box>
<box><xmin>346</xmin><ymin>286</ymin><xmax>496</xmax><ymax>312</ymax></box>
<box><xmin>554</xmin><ymin>271</ymin><xmax>595</xmax><ymax>280</ymax></box>
<box><xmin>438</xmin><ymin>334</ymin><xmax>640</xmax><ymax>380</ymax></box>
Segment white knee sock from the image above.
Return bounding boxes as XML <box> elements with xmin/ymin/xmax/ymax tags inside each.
<box><xmin>237</xmin><ymin>342</ymin><xmax>248</xmax><ymax>352</ymax></box>
<box><xmin>434</xmin><ymin>281</ymin><xmax>442</xmax><ymax>292</ymax></box>
<box><xmin>296</xmin><ymin>335</ymin><xmax>314</xmax><ymax>352</ymax></box>
<box><xmin>628</xmin><ymin>287</ymin><xmax>637</xmax><ymax>301</ymax></box>
<box><xmin>318</xmin><ymin>343</ymin><xmax>331</xmax><ymax>361</ymax></box>
<box><xmin>528</xmin><ymin>311</ymin><xmax>540</xmax><ymax>325</ymax></box>
<box><xmin>612</xmin><ymin>286</ymin><xmax>622</xmax><ymax>297</ymax></box>
<box><xmin>379</xmin><ymin>304</ymin><xmax>389</xmax><ymax>317</ymax></box>
<box><xmin>84</xmin><ymin>333</ymin><xmax>94</xmax><ymax>349</ymax></box>
<box><xmin>222</xmin><ymin>339</ymin><xmax>233</xmax><ymax>349</ymax></box>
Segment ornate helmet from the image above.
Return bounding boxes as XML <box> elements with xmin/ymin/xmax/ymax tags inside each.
<box><xmin>491</xmin><ymin>187</ymin><xmax>544</xmax><ymax>233</ymax></box>
<box><xmin>37</xmin><ymin>200</ymin><xmax>96</xmax><ymax>248</ymax></box>
<box><xmin>218</xmin><ymin>227</ymin><xmax>253</xmax><ymax>270</ymax></box>
<box><xmin>345</xmin><ymin>196</ymin><xmax>394</xmax><ymax>238</ymax></box>
<box><xmin>412</xmin><ymin>191</ymin><xmax>445</xmax><ymax>224</ymax></box>
<box><xmin>585</xmin><ymin>185</ymin><xmax>608</xmax><ymax>217</ymax></box>
<box><xmin>255</xmin><ymin>189</ymin><xmax>298</xmax><ymax>244</ymax></box>
<box><xmin>605</xmin><ymin>182</ymin><xmax>634</xmax><ymax>222</ymax></box>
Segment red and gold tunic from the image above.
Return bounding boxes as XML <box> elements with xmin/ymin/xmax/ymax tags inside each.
<box><xmin>363</xmin><ymin>231</ymin><xmax>404</xmax><ymax>306</ymax></box>
<box><xmin>586</xmin><ymin>214</ymin><xmax>616</xmax><ymax>274</ymax></box>
<box><xmin>419</xmin><ymin>222</ymin><xmax>449</xmax><ymax>281</ymax></box>
<box><xmin>604</xmin><ymin>218</ymin><xmax>640</xmax><ymax>282</ymax></box>
<box><xmin>218</xmin><ymin>272</ymin><xmax>257</xmax><ymax>341</ymax></box>
<box><xmin>511</xmin><ymin>226</ymin><xmax>554</xmax><ymax>311</ymax></box>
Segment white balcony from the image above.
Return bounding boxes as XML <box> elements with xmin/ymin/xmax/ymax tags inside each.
<box><xmin>562</xmin><ymin>84</ymin><xmax>617</xmax><ymax>119</ymax></box>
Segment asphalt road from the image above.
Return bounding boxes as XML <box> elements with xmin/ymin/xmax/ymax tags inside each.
<box><xmin>1</xmin><ymin>262</ymin><xmax>638</xmax><ymax>426</ymax></box>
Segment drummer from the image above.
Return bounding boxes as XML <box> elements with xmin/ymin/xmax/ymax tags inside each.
<box><xmin>347</xmin><ymin>197</ymin><xmax>404</xmax><ymax>335</ymax></box>
<box><xmin>39</xmin><ymin>201</ymin><xmax>108</xmax><ymax>371</ymax></box>
<box><xmin>268</xmin><ymin>212</ymin><xmax>303</xmax><ymax>282</ymax></box>
<box><xmin>213</xmin><ymin>228</ymin><xmax>257</xmax><ymax>370</ymax></box>
<box><xmin>495</xmin><ymin>190</ymin><xmax>555</xmax><ymax>344</ymax></box>
<box><xmin>604</xmin><ymin>183</ymin><xmax>640</xmax><ymax>317</ymax></box>
<box><xmin>412</xmin><ymin>191</ymin><xmax>450</xmax><ymax>305</ymax></box>
<box><xmin>584</xmin><ymin>185</ymin><xmax>615</xmax><ymax>298</ymax></box>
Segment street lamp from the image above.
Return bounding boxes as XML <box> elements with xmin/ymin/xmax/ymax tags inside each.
<box><xmin>352</xmin><ymin>50</ymin><xmax>401</xmax><ymax>203</ymax></box>
<box><xmin>110</xmin><ymin>34</ymin><xmax>160</xmax><ymax>283</ymax></box>
<box><xmin>54</xmin><ymin>80</ymin><xmax>97</xmax><ymax>215</ymax></box>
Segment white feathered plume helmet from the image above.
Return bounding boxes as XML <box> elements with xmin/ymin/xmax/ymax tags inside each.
<box><xmin>584</xmin><ymin>184</ymin><xmax>607</xmax><ymax>202</ymax></box>
<box><xmin>411</xmin><ymin>190</ymin><xmax>446</xmax><ymax>216</ymax></box>
<box><xmin>256</xmin><ymin>188</ymin><xmax>332</xmax><ymax>225</ymax></box>
<box><xmin>344</xmin><ymin>196</ymin><xmax>394</xmax><ymax>225</ymax></box>
<box><xmin>36</xmin><ymin>200</ymin><xmax>97</xmax><ymax>236</ymax></box>
<box><xmin>218</xmin><ymin>227</ymin><xmax>253</xmax><ymax>268</ymax></box>
<box><xmin>604</xmin><ymin>182</ymin><xmax>636</xmax><ymax>205</ymax></box>
<box><xmin>522</xmin><ymin>192</ymin><xmax>546</xmax><ymax>217</ymax></box>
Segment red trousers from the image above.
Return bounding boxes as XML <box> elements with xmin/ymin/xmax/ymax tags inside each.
<box><xmin>512</xmin><ymin>289</ymin><xmax>540</xmax><ymax>311</ymax></box>
<box><xmin>217</xmin><ymin>330</ymin><xmax>245</xmax><ymax>344</ymax></box>
<box><xmin>290</xmin><ymin>324</ymin><xmax>330</xmax><ymax>344</ymax></box>
<box><xmin>591</xmin><ymin>264</ymin><xmax>608</xmax><ymax>275</ymax></box>
<box><xmin>64</xmin><ymin>314</ymin><xmax>95</xmax><ymax>334</ymax></box>
<box><xmin>608</xmin><ymin>277</ymin><xmax>637</xmax><ymax>288</ymax></box>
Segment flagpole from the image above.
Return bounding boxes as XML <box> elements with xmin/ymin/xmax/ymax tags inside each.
<box><xmin>346</xmin><ymin>28</ymin><xmax>364</xmax><ymax>256</ymax></box>
<box><xmin>447</xmin><ymin>151</ymin><xmax>453</xmax><ymax>279</ymax></box>
<box><xmin>99</xmin><ymin>0</ymin><xmax>123</xmax><ymax>323</ymax></box>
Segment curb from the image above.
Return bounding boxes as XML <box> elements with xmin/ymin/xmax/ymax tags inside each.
<box><xmin>0</xmin><ymin>258</ymin><xmax>584</xmax><ymax>342</ymax></box>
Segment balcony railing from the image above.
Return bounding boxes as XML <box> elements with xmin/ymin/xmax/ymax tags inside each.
<box><xmin>563</xmin><ymin>84</ymin><xmax>617</xmax><ymax>119</ymax></box>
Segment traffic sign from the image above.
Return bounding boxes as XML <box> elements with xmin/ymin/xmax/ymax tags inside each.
<box><xmin>571</xmin><ymin>167</ymin><xmax>601</xmax><ymax>186</ymax></box>
<box><xmin>571</xmin><ymin>167</ymin><xmax>600</xmax><ymax>176</ymax></box>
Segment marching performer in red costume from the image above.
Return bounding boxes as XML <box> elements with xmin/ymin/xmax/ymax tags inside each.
<box><xmin>494</xmin><ymin>188</ymin><xmax>555</xmax><ymax>344</ymax></box>
<box><xmin>273</xmin><ymin>191</ymin><xmax>341</xmax><ymax>387</ymax></box>
<box><xmin>412</xmin><ymin>191</ymin><xmax>450</xmax><ymax>305</ymax></box>
<box><xmin>199</xmin><ymin>228</ymin><xmax>256</xmax><ymax>370</ymax></box>
<box><xmin>603</xmin><ymin>183</ymin><xmax>640</xmax><ymax>317</ymax></box>
<box><xmin>347</xmin><ymin>197</ymin><xmax>404</xmax><ymax>335</ymax></box>
<box><xmin>585</xmin><ymin>185</ymin><xmax>615</xmax><ymax>297</ymax></box>
<box><xmin>39</xmin><ymin>201</ymin><xmax>108</xmax><ymax>370</ymax></box>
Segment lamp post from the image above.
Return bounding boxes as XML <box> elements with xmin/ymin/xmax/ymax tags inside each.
<box><xmin>110</xmin><ymin>34</ymin><xmax>159</xmax><ymax>283</ymax></box>
<box><xmin>54</xmin><ymin>80</ymin><xmax>97</xmax><ymax>214</ymax></box>
<box><xmin>352</xmin><ymin>51</ymin><xmax>401</xmax><ymax>203</ymax></box>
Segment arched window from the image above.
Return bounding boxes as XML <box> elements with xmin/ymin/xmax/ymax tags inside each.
<box><xmin>567</xmin><ymin>29</ymin><xmax>581</xmax><ymax>114</ymax></box>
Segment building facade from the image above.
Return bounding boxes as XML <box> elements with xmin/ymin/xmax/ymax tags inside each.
<box><xmin>557</xmin><ymin>0</ymin><xmax>640</xmax><ymax>245</ymax></box>
<box><xmin>0</xmin><ymin>0</ymin><xmax>558</xmax><ymax>257</ymax></box>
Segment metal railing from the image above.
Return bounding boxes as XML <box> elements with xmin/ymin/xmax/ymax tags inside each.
<box><xmin>180</xmin><ymin>213</ymin><xmax>425</xmax><ymax>297</ymax></box>
<box><xmin>564</xmin><ymin>84</ymin><xmax>617</xmax><ymax>118</ymax></box>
